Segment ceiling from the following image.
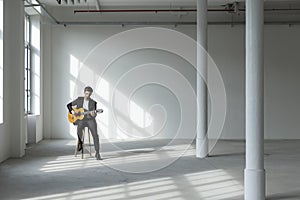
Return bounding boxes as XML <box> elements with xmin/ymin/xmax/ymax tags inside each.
<box><xmin>29</xmin><ymin>0</ymin><xmax>300</xmax><ymax>24</ymax></box>
<box><xmin>38</xmin><ymin>0</ymin><xmax>300</xmax><ymax>8</ymax></box>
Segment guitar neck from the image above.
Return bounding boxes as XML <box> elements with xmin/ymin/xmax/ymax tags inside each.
<box><xmin>81</xmin><ymin>109</ymin><xmax>99</xmax><ymax>115</ymax></box>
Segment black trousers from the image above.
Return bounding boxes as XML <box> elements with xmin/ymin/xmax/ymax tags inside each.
<box><xmin>77</xmin><ymin>119</ymin><xmax>99</xmax><ymax>153</ymax></box>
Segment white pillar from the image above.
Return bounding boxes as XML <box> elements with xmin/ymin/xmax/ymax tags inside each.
<box><xmin>244</xmin><ymin>0</ymin><xmax>265</xmax><ymax>199</ymax></box>
<box><xmin>41</xmin><ymin>19</ymin><xmax>52</xmax><ymax>139</ymax></box>
<box><xmin>196</xmin><ymin>0</ymin><xmax>208</xmax><ymax>158</ymax></box>
<box><xmin>3</xmin><ymin>0</ymin><xmax>25</xmax><ymax>157</ymax></box>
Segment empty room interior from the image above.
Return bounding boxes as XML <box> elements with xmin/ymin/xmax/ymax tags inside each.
<box><xmin>0</xmin><ymin>0</ymin><xmax>300</xmax><ymax>199</ymax></box>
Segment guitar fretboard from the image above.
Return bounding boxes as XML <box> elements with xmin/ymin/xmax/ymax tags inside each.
<box><xmin>78</xmin><ymin>109</ymin><xmax>101</xmax><ymax>115</ymax></box>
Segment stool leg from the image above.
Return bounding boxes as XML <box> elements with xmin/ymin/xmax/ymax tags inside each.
<box><xmin>88</xmin><ymin>128</ymin><xmax>92</xmax><ymax>156</ymax></box>
<box><xmin>75</xmin><ymin>139</ymin><xmax>79</xmax><ymax>157</ymax></box>
<box><xmin>81</xmin><ymin>129</ymin><xmax>85</xmax><ymax>159</ymax></box>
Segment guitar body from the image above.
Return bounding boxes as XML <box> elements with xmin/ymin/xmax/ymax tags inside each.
<box><xmin>68</xmin><ymin>108</ymin><xmax>103</xmax><ymax>124</ymax></box>
<box><xmin>68</xmin><ymin>108</ymin><xmax>85</xmax><ymax>123</ymax></box>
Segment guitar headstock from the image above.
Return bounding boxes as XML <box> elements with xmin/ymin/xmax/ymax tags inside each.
<box><xmin>97</xmin><ymin>109</ymin><xmax>104</xmax><ymax>113</ymax></box>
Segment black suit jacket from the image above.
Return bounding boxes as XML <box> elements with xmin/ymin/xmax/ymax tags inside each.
<box><xmin>67</xmin><ymin>97</ymin><xmax>97</xmax><ymax>120</ymax></box>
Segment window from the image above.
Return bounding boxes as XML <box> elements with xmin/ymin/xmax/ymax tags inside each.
<box><xmin>24</xmin><ymin>15</ymin><xmax>31</xmax><ymax>114</ymax></box>
<box><xmin>24</xmin><ymin>14</ymin><xmax>41</xmax><ymax>115</ymax></box>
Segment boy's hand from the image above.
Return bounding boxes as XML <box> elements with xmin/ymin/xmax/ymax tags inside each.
<box><xmin>91</xmin><ymin>111</ymin><xmax>96</xmax><ymax>117</ymax></box>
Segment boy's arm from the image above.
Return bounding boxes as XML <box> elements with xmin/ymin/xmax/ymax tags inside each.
<box><xmin>67</xmin><ymin>98</ymin><xmax>78</xmax><ymax>113</ymax></box>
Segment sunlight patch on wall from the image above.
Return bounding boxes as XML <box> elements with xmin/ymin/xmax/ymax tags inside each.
<box><xmin>96</xmin><ymin>78</ymin><xmax>110</xmax><ymax>102</ymax></box>
<box><xmin>69</xmin><ymin>54</ymin><xmax>79</xmax><ymax>78</ymax></box>
<box><xmin>112</xmin><ymin>90</ymin><xmax>154</xmax><ymax>138</ymax></box>
<box><xmin>31</xmin><ymin>21</ymin><xmax>40</xmax><ymax>50</ymax></box>
<box><xmin>130</xmin><ymin>101</ymin><xmax>144</xmax><ymax>128</ymax></box>
<box><xmin>33</xmin><ymin>53</ymin><xmax>40</xmax><ymax>115</ymax></box>
<box><xmin>145</xmin><ymin>112</ymin><xmax>152</xmax><ymax>127</ymax></box>
<box><xmin>68</xmin><ymin>54</ymin><xmax>155</xmax><ymax>139</ymax></box>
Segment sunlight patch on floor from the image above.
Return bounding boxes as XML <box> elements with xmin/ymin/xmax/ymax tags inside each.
<box><xmin>24</xmin><ymin>169</ymin><xmax>243</xmax><ymax>200</ymax></box>
<box><xmin>40</xmin><ymin>144</ymin><xmax>195</xmax><ymax>173</ymax></box>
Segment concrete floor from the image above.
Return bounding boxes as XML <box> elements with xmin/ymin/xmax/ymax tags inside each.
<box><xmin>0</xmin><ymin>139</ymin><xmax>299</xmax><ymax>200</ymax></box>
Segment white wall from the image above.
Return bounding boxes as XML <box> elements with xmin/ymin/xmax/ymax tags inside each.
<box><xmin>0</xmin><ymin>0</ymin><xmax>26</xmax><ymax>163</ymax></box>
<box><xmin>209</xmin><ymin>25</ymin><xmax>300</xmax><ymax>139</ymax></box>
<box><xmin>49</xmin><ymin>25</ymin><xmax>198</xmax><ymax>139</ymax></box>
<box><xmin>264</xmin><ymin>26</ymin><xmax>300</xmax><ymax>139</ymax></box>
<box><xmin>45</xmin><ymin>24</ymin><xmax>300</xmax><ymax>140</ymax></box>
<box><xmin>42</xmin><ymin>20</ymin><xmax>52</xmax><ymax>139</ymax></box>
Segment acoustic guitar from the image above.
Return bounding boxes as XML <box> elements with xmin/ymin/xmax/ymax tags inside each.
<box><xmin>68</xmin><ymin>108</ymin><xmax>103</xmax><ymax>123</ymax></box>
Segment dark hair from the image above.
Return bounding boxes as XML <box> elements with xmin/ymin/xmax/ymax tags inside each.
<box><xmin>84</xmin><ymin>86</ymin><xmax>93</xmax><ymax>93</ymax></box>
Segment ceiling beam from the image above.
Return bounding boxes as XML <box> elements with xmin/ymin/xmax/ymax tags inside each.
<box><xmin>57</xmin><ymin>20</ymin><xmax>300</xmax><ymax>26</ymax></box>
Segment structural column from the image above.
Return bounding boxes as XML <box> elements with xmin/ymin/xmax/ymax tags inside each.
<box><xmin>244</xmin><ymin>0</ymin><xmax>265</xmax><ymax>199</ymax></box>
<box><xmin>3</xmin><ymin>0</ymin><xmax>25</xmax><ymax>157</ymax></box>
<box><xmin>196</xmin><ymin>0</ymin><xmax>208</xmax><ymax>158</ymax></box>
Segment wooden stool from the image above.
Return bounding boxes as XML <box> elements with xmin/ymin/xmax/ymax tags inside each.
<box><xmin>74</xmin><ymin>127</ymin><xmax>92</xmax><ymax>159</ymax></box>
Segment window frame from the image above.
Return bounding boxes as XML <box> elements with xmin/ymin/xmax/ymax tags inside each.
<box><xmin>24</xmin><ymin>15</ymin><xmax>32</xmax><ymax>115</ymax></box>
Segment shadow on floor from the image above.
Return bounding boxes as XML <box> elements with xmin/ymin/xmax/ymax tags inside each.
<box><xmin>208</xmin><ymin>152</ymin><xmax>245</xmax><ymax>157</ymax></box>
<box><xmin>267</xmin><ymin>190</ymin><xmax>300</xmax><ymax>200</ymax></box>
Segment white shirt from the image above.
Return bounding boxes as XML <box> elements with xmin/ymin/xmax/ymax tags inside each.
<box><xmin>83</xmin><ymin>99</ymin><xmax>89</xmax><ymax>110</ymax></box>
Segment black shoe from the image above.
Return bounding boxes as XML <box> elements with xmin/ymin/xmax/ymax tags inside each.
<box><xmin>77</xmin><ymin>142</ymin><xmax>82</xmax><ymax>152</ymax></box>
<box><xmin>95</xmin><ymin>153</ymin><xmax>102</xmax><ymax>160</ymax></box>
